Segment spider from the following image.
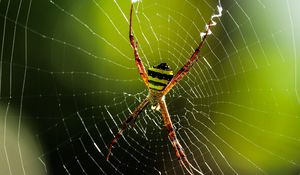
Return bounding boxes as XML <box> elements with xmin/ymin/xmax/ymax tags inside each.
<box><xmin>106</xmin><ymin>1</ymin><xmax>222</xmax><ymax>174</ymax></box>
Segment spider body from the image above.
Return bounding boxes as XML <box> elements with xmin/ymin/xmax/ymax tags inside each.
<box><xmin>148</xmin><ymin>63</ymin><xmax>173</xmax><ymax>91</ymax></box>
<box><xmin>148</xmin><ymin>63</ymin><xmax>173</xmax><ymax>110</ymax></box>
<box><xmin>106</xmin><ymin>2</ymin><xmax>222</xmax><ymax>175</ymax></box>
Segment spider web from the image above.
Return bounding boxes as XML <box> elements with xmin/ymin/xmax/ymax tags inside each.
<box><xmin>0</xmin><ymin>0</ymin><xmax>300</xmax><ymax>174</ymax></box>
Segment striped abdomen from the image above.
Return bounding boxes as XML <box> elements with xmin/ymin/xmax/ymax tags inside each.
<box><xmin>148</xmin><ymin>66</ymin><xmax>173</xmax><ymax>91</ymax></box>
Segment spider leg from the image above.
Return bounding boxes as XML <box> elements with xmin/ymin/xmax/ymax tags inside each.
<box><xmin>106</xmin><ymin>97</ymin><xmax>150</xmax><ymax>160</ymax></box>
<box><xmin>159</xmin><ymin>99</ymin><xmax>203</xmax><ymax>175</ymax></box>
<box><xmin>162</xmin><ymin>21</ymin><xmax>213</xmax><ymax>96</ymax></box>
<box><xmin>163</xmin><ymin>2</ymin><xmax>223</xmax><ymax>95</ymax></box>
<box><xmin>129</xmin><ymin>3</ymin><xmax>149</xmax><ymax>87</ymax></box>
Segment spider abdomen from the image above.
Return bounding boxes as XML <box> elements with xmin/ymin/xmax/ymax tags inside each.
<box><xmin>148</xmin><ymin>63</ymin><xmax>173</xmax><ymax>91</ymax></box>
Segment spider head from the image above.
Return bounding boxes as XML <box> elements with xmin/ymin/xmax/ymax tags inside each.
<box><xmin>147</xmin><ymin>63</ymin><xmax>173</xmax><ymax>91</ymax></box>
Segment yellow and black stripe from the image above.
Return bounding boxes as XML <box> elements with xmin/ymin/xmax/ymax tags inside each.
<box><xmin>147</xmin><ymin>63</ymin><xmax>173</xmax><ymax>91</ymax></box>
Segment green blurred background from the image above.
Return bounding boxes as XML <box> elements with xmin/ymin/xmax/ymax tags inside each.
<box><xmin>0</xmin><ymin>0</ymin><xmax>299</xmax><ymax>174</ymax></box>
